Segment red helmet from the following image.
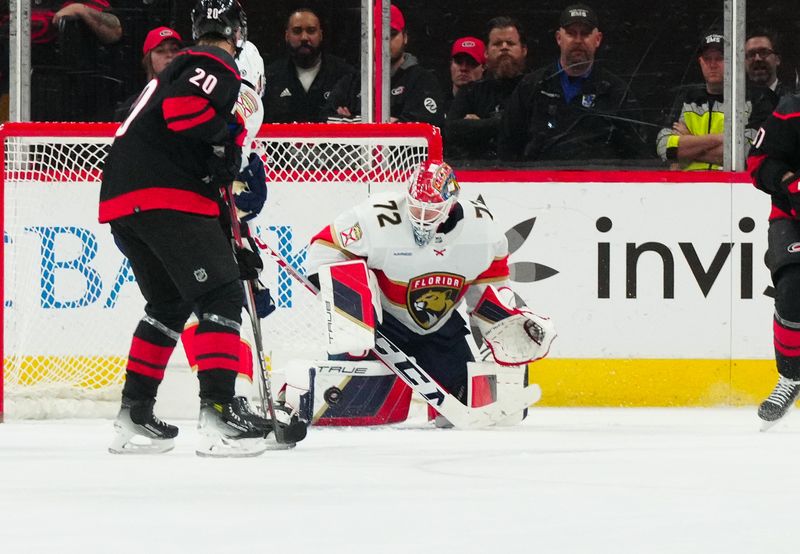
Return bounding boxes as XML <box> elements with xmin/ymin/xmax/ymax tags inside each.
<box><xmin>406</xmin><ymin>160</ymin><xmax>460</xmax><ymax>246</ymax></box>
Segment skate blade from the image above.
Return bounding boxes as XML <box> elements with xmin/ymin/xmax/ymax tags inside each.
<box><xmin>759</xmin><ymin>417</ymin><xmax>784</xmax><ymax>432</ymax></box>
<box><xmin>108</xmin><ymin>430</ymin><xmax>175</xmax><ymax>455</ymax></box>
<box><xmin>195</xmin><ymin>435</ymin><xmax>270</xmax><ymax>458</ymax></box>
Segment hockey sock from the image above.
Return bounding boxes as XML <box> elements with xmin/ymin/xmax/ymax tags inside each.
<box><xmin>194</xmin><ymin>281</ymin><xmax>243</xmax><ymax>403</ymax></box>
<box><xmin>774</xmin><ymin>266</ymin><xmax>800</xmax><ymax>379</ymax></box>
<box><xmin>122</xmin><ymin>316</ymin><xmax>182</xmax><ymax>400</ymax></box>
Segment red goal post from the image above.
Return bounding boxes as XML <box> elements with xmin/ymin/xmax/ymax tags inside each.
<box><xmin>1</xmin><ymin>121</ymin><xmax>442</xmax><ymax>420</ymax></box>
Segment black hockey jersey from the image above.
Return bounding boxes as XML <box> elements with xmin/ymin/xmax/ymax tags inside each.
<box><xmin>748</xmin><ymin>93</ymin><xmax>800</xmax><ymax>220</ymax></box>
<box><xmin>99</xmin><ymin>45</ymin><xmax>241</xmax><ymax>223</ymax></box>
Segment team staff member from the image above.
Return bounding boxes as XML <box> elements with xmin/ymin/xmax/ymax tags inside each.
<box><xmin>657</xmin><ymin>30</ymin><xmax>773</xmax><ymax>170</ymax></box>
<box><xmin>446</xmin><ymin>16</ymin><xmax>528</xmax><ymax>161</ymax></box>
<box><xmin>323</xmin><ymin>4</ymin><xmax>444</xmax><ymax>127</ymax></box>
<box><xmin>101</xmin><ymin>0</ymin><xmax>281</xmax><ymax>457</ymax></box>
<box><xmin>498</xmin><ymin>4</ymin><xmax>650</xmax><ymax>164</ymax></box>
<box><xmin>748</xmin><ymin>93</ymin><xmax>800</xmax><ymax>429</ymax></box>
<box><xmin>262</xmin><ymin>7</ymin><xmax>355</xmax><ymax>123</ymax></box>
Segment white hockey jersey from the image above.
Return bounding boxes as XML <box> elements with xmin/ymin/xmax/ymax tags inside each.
<box><xmin>307</xmin><ymin>192</ymin><xmax>510</xmax><ymax>336</ymax></box>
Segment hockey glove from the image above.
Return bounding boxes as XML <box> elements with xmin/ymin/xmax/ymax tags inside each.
<box><xmin>253</xmin><ymin>280</ymin><xmax>276</xmax><ymax>318</ymax></box>
<box><xmin>235</xmin><ymin>238</ymin><xmax>264</xmax><ymax>280</ymax></box>
<box><xmin>233</xmin><ymin>153</ymin><xmax>267</xmax><ymax>222</ymax></box>
<box><xmin>209</xmin><ymin>143</ymin><xmax>243</xmax><ymax>185</ymax></box>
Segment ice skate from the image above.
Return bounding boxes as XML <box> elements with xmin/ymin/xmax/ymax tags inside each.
<box><xmin>758</xmin><ymin>376</ymin><xmax>800</xmax><ymax>432</ymax></box>
<box><xmin>232</xmin><ymin>396</ymin><xmax>308</xmax><ymax>450</ymax></box>
<box><xmin>108</xmin><ymin>397</ymin><xmax>178</xmax><ymax>454</ymax></box>
<box><xmin>197</xmin><ymin>397</ymin><xmax>283</xmax><ymax>457</ymax></box>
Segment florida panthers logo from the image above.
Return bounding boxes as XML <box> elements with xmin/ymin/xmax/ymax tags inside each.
<box><xmin>407</xmin><ymin>272</ymin><xmax>464</xmax><ymax>330</ymax></box>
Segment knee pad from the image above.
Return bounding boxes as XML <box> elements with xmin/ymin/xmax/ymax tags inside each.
<box><xmin>144</xmin><ymin>299</ymin><xmax>193</xmax><ymax>337</ymax></box>
<box><xmin>775</xmin><ymin>265</ymin><xmax>800</xmax><ymax>322</ymax></box>
<box><xmin>195</xmin><ymin>280</ymin><xmax>243</xmax><ymax>330</ymax></box>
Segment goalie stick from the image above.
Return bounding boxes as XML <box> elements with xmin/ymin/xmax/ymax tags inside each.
<box><xmin>224</xmin><ymin>185</ymin><xmax>297</xmax><ymax>447</ymax></box>
<box><xmin>256</xmin><ymin>241</ymin><xmax>541</xmax><ymax>429</ymax></box>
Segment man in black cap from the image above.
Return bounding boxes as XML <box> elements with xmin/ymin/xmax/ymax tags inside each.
<box><xmin>656</xmin><ymin>30</ymin><xmax>772</xmax><ymax>170</ymax></box>
<box><xmin>498</xmin><ymin>4</ymin><xmax>650</xmax><ymax>165</ymax></box>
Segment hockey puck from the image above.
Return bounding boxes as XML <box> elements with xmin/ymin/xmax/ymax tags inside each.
<box><xmin>324</xmin><ymin>386</ymin><xmax>343</xmax><ymax>405</ymax></box>
<box><xmin>524</xmin><ymin>319</ymin><xmax>543</xmax><ymax>344</ymax></box>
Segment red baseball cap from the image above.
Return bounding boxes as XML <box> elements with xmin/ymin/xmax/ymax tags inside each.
<box><xmin>143</xmin><ymin>27</ymin><xmax>183</xmax><ymax>55</ymax></box>
<box><xmin>390</xmin><ymin>5</ymin><xmax>405</xmax><ymax>32</ymax></box>
<box><xmin>451</xmin><ymin>36</ymin><xmax>486</xmax><ymax>65</ymax></box>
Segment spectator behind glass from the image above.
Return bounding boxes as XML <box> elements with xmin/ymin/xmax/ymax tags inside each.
<box><xmin>656</xmin><ymin>30</ymin><xmax>773</xmax><ymax>170</ymax></box>
<box><xmin>113</xmin><ymin>27</ymin><xmax>183</xmax><ymax>122</ymax></box>
<box><xmin>746</xmin><ymin>29</ymin><xmax>795</xmax><ymax>106</ymax></box>
<box><xmin>444</xmin><ymin>36</ymin><xmax>485</xmax><ymax>113</ymax></box>
<box><xmin>262</xmin><ymin>7</ymin><xmax>355</xmax><ymax>123</ymax></box>
<box><xmin>0</xmin><ymin>0</ymin><xmax>122</xmax><ymax>121</ymax></box>
<box><xmin>446</xmin><ymin>16</ymin><xmax>528</xmax><ymax>162</ymax></box>
<box><xmin>322</xmin><ymin>4</ymin><xmax>445</xmax><ymax>127</ymax></box>
<box><xmin>498</xmin><ymin>4</ymin><xmax>650</xmax><ymax>165</ymax></box>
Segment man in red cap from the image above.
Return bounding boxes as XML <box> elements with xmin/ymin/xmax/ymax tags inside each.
<box><xmin>445</xmin><ymin>36</ymin><xmax>485</xmax><ymax>113</ymax></box>
<box><xmin>446</xmin><ymin>16</ymin><xmax>528</xmax><ymax>161</ymax></box>
<box><xmin>323</xmin><ymin>4</ymin><xmax>444</xmax><ymax>127</ymax></box>
<box><xmin>113</xmin><ymin>26</ymin><xmax>183</xmax><ymax>121</ymax></box>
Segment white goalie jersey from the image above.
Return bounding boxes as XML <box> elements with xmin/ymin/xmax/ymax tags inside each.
<box><xmin>307</xmin><ymin>191</ymin><xmax>511</xmax><ymax>336</ymax></box>
<box><xmin>234</xmin><ymin>40</ymin><xmax>265</xmax><ymax>164</ymax></box>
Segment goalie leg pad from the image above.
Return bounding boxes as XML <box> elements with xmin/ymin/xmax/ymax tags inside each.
<box><xmin>282</xmin><ymin>360</ymin><xmax>412</xmax><ymax>426</ymax></box>
<box><xmin>319</xmin><ymin>260</ymin><xmax>381</xmax><ymax>355</ymax></box>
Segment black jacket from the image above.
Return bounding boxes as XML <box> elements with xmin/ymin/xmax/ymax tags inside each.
<box><xmin>100</xmin><ymin>45</ymin><xmax>241</xmax><ymax>222</ymax></box>
<box><xmin>445</xmin><ymin>74</ymin><xmax>523</xmax><ymax>160</ymax></box>
<box><xmin>262</xmin><ymin>52</ymin><xmax>355</xmax><ymax>123</ymax></box>
<box><xmin>498</xmin><ymin>61</ymin><xmax>651</xmax><ymax>163</ymax></box>
<box><xmin>322</xmin><ymin>53</ymin><xmax>444</xmax><ymax>127</ymax></box>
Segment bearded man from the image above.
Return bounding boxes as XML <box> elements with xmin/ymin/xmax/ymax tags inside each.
<box><xmin>262</xmin><ymin>7</ymin><xmax>355</xmax><ymax>123</ymax></box>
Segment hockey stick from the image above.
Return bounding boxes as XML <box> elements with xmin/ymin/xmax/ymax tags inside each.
<box><xmin>224</xmin><ymin>185</ymin><xmax>290</xmax><ymax>446</ymax></box>
<box><xmin>256</xmin><ymin>241</ymin><xmax>541</xmax><ymax>429</ymax></box>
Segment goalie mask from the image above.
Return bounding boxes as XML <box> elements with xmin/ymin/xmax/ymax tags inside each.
<box><xmin>191</xmin><ymin>0</ymin><xmax>247</xmax><ymax>46</ymax></box>
<box><xmin>406</xmin><ymin>160</ymin><xmax>460</xmax><ymax>247</ymax></box>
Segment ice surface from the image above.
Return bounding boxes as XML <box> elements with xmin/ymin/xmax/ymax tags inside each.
<box><xmin>1</xmin><ymin>408</ymin><xmax>798</xmax><ymax>553</ymax></box>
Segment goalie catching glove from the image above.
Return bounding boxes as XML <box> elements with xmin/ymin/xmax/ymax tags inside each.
<box><xmin>470</xmin><ymin>286</ymin><xmax>555</xmax><ymax>366</ymax></box>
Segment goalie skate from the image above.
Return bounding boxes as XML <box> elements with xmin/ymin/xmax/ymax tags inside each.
<box><xmin>108</xmin><ymin>397</ymin><xmax>178</xmax><ymax>455</ymax></box>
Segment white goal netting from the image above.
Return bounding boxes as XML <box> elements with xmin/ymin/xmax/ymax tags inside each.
<box><xmin>2</xmin><ymin>122</ymin><xmax>440</xmax><ymax>419</ymax></box>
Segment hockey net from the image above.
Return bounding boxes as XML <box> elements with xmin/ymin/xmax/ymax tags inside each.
<box><xmin>1</xmin><ymin>122</ymin><xmax>441</xmax><ymax>420</ymax></box>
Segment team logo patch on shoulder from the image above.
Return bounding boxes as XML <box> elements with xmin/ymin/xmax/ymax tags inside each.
<box><xmin>407</xmin><ymin>272</ymin><xmax>464</xmax><ymax>330</ymax></box>
<box><xmin>788</xmin><ymin>242</ymin><xmax>800</xmax><ymax>253</ymax></box>
<box><xmin>340</xmin><ymin>223</ymin><xmax>363</xmax><ymax>246</ymax></box>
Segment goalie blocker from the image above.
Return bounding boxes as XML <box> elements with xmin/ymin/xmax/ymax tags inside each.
<box><xmin>282</xmin><ymin>360</ymin><xmax>531</xmax><ymax>426</ymax></box>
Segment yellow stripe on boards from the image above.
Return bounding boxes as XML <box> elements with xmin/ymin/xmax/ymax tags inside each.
<box><xmin>528</xmin><ymin>359</ymin><xmax>776</xmax><ymax>407</ymax></box>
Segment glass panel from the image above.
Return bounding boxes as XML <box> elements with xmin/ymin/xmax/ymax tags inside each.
<box><xmin>4</xmin><ymin>0</ymin><xmax>797</xmax><ymax>172</ymax></box>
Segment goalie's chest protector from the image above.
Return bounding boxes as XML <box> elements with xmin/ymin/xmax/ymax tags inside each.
<box><xmin>341</xmin><ymin>192</ymin><xmax>507</xmax><ymax>335</ymax></box>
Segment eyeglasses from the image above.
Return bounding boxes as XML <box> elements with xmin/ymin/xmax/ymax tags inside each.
<box><xmin>745</xmin><ymin>48</ymin><xmax>776</xmax><ymax>60</ymax></box>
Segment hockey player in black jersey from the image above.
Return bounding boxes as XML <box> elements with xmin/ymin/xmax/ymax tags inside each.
<box><xmin>100</xmin><ymin>0</ymin><xmax>300</xmax><ymax>456</ymax></box>
<box><xmin>748</xmin><ymin>93</ymin><xmax>800</xmax><ymax>430</ymax></box>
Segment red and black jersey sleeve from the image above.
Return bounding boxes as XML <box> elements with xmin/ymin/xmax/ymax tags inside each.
<box><xmin>159</xmin><ymin>46</ymin><xmax>242</xmax><ymax>145</ymax></box>
<box><xmin>748</xmin><ymin>94</ymin><xmax>800</xmax><ymax>196</ymax></box>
